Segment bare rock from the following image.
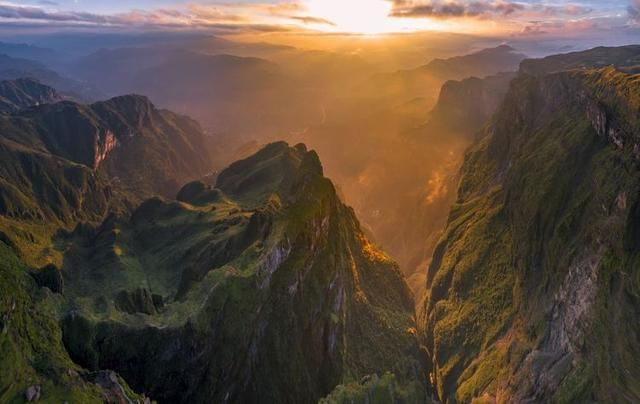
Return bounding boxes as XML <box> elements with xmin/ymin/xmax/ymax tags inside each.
<box><xmin>25</xmin><ymin>385</ymin><xmax>41</xmax><ymax>401</ymax></box>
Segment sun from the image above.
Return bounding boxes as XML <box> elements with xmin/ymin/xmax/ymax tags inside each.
<box><xmin>305</xmin><ymin>0</ymin><xmax>395</xmax><ymax>34</ymax></box>
<box><xmin>301</xmin><ymin>0</ymin><xmax>457</xmax><ymax>34</ymax></box>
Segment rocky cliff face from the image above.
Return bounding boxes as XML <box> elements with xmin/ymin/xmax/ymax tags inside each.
<box><xmin>420</xmin><ymin>65</ymin><xmax>640</xmax><ymax>402</ymax></box>
<box><xmin>57</xmin><ymin>142</ymin><xmax>426</xmax><ymax>403</ymax></box>
<box><xmin>29</xmin><ymin>95</ymin><xmax>212</xmax><ymax>191</ymax></box>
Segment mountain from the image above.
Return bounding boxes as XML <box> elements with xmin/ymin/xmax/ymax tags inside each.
<box><xmin>30</xmin><ymin>32</ymin><xmax>261</xmax><ymax>60</ymax></box>
<box><xmin>369</xmin><ymin>45</ymin><xmax>525</xmax><ymax>105</ymax></box>
<box><xmin>67</xmin><ymin>43</ymin><xmax>526</xmax><ymax>286</ymax></box>
<box><xmin>0</xmin><ymin>94</ymin><xmax>213</xmax><ymax>228</ymax></box>
<box><xmin>71</xmin><ymin>47</ymin><xmax>193</xmax><ymax>92</ymax></box>
<box><xmin>72</xmin><ymin>49</ymin><xmax>319</xmax><ymax>139</ymax></box>
<box><xmin>424</xmin><ymin>72</ymin><xmax>516</xmax><ymax>135</ymax></box>
<box><xmin>384</xmin><ymin>72</ymin><xmax>515</xmax><ymax>298</ymax></box>
<box><xmin>420</xmin><ymin>45</ymin><xmax>525</xmax><ymax>81</ymax></box>
<box><xmin>420</xmin><ymin>51</ymin><xmax>640</xmax><ymax>402</ymax></box>
<box><xmin>0</xmin><ymin>78</ymin><xmax>61</xmax><ymax>113</ymax></box>
<box><xmin>3</xmin><ymin>142</ymin><xmax>425</xmax><ymax>403</ymax></box>
<box><xmin>0</xmin><ymin>54</ymin><xmax>99</xmax><ymax>101</ymax></box>
<box><xmin>0</xmin><ymin>41</ymin><xmax>60</xmax><ymax>65</ymax></box>
<box><xmin>291</xmin><ymin>64</ymin><xmax>517</xmax><ymax>312</ymax></box>
<box><xmin>520</xmin><ymin>44</ymin><xmax>640</xmax><ymax>75</ymax></box>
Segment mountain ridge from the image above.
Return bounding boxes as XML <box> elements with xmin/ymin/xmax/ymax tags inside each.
<box><xmin>57</xmin><ymin>142</ymin><xmax>427</xmax><ymax>403</ymax></box>
<box><xmin>419</xmin><ymin>60</ymin><xmax>640</xmax><ymax>402</ymax></box>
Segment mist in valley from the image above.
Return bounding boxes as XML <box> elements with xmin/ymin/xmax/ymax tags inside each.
<box><xmin>10</xmin><ymin>32</ymin><xmax>527</xmax><ymax>294</ymax></box>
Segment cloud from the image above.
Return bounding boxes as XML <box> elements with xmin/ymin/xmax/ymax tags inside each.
<box><xmin>390</xmin><ymin>0</ymin><xmax>593</xmax><ymax>20</ymax></box>
<box><xmin>0</xmin><ymin>2</ymin><xmax>302</xmax><ymax>33</ymax></box>
<box><xmin>289</xmin><ymin>15</ymin><xmax>336</xmax><ymax>25</ymax></box>
<box><xmin>0</xmin><ymin>0</ymin><xmax>627</xmax><ymax>36</ymax></box>
<box><xmin>186</xmin><ymin>4</ymin><xmax>249</xmax><ymax>23</ymax></box>
<box><xmin>515</xmin><ymin>18</ymin><xmax>603</xmax><ymax>37</ymax></box>
<box><xmin>390</xmin><ymin>0</ymin><xmax>526</xmax><ymax>18</ymax></box>
<box><xmin>629</xmin><ymin>0</ymin><xmax>640</xmax><ymax>22</ymax></box>
<box><xmin>0</xmin><ymin>4</ymin><xmax>110</xmax><ymax>23</ymax></box>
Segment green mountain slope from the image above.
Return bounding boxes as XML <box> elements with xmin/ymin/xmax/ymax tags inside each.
<box><xmin>0</xmin><ymin>240</ymin><xmax>147</xmax><ymax>403</ymax></box>
<box><xmin>55</xmin><ymin>142</ymin><xmax>426</xmax><ymax>403</ymax></box>
<box><xmin>420</xmin><ymin>64</ymin><xmax>640</xmax><ymax>402</ymax></box>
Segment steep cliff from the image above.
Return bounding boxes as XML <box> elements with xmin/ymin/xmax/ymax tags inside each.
<box><xmin>420</xmin><ymin>66</ymin><xmax>640</xmax><ymax>402</ymax></box>
<box><xmin>58</xmin><ymin>142</ymin><xmax>427</xmax><ymax>403</ymax></box>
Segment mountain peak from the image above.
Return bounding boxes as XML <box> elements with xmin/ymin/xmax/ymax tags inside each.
<box><xmin>215</xmin><ymin>142</ymin><xmax>323</xmax><ymax>201</ymax></box>
<box><xmin>495</xmin><ymin>44</ymin><xmax>514</xmax><ymax>51</ymax></box>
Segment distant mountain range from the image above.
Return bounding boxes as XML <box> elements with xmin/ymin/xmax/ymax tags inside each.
<box><xmin>0</xmin><ymin>53</ymin><xmax>99</xmax><ymax>101</ymax></box>
<box><xmin>520</xmin><ymin>44</ymin><xmax>640</xmax><ymax>75</ymax></box>
<box><xmin>418</xmin><ymin>45</ymin><xmax>525</xmax><ymax>80</ymax></box>
<box><xmin>367</xmin><ymin>45</ymin><xmax>525</xmax><ymax>105</ymax></box>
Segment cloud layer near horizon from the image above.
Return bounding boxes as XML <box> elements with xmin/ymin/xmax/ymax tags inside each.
<box><xmin>0</xmin><ymin>0</ymin><xmax>637</xmax><ymax>36</ymax></box>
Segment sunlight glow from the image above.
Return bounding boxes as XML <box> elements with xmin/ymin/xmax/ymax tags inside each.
<box><xmin>304</xmin><ymin>0</ymin><xmax>441</xmax><ymax>34</ymax></box>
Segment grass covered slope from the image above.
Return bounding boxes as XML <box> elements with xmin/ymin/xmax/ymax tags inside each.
<box><xmin>58</xmin><ymin>142</ymin><xmax>427</xmax><ymax>403</ymax></box>
<box><xmin>0</xmin><ymin>241</ymin><xmax>145</xmax><ymax>403</ymax></box>
<box><xmin>420</xmin><ymin>67</ymin><xmax>640</xmax><ymax>403</ymax></box>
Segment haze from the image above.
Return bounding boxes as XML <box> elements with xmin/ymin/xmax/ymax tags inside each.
<box><xmin>1</xmin><ymin>1</ymin><xmax>640</xmax><ymax>402</ymax></box>
<box><xmin>1</xmin><ymin>0</ymin><xmax>638</xmax><ymax>287</ymax></box>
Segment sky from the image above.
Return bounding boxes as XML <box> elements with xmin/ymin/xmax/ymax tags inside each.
<box><xmin>2</xmin><ymin>0</ymin><xmax>639</xmax><ymax>37</ymax></box>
